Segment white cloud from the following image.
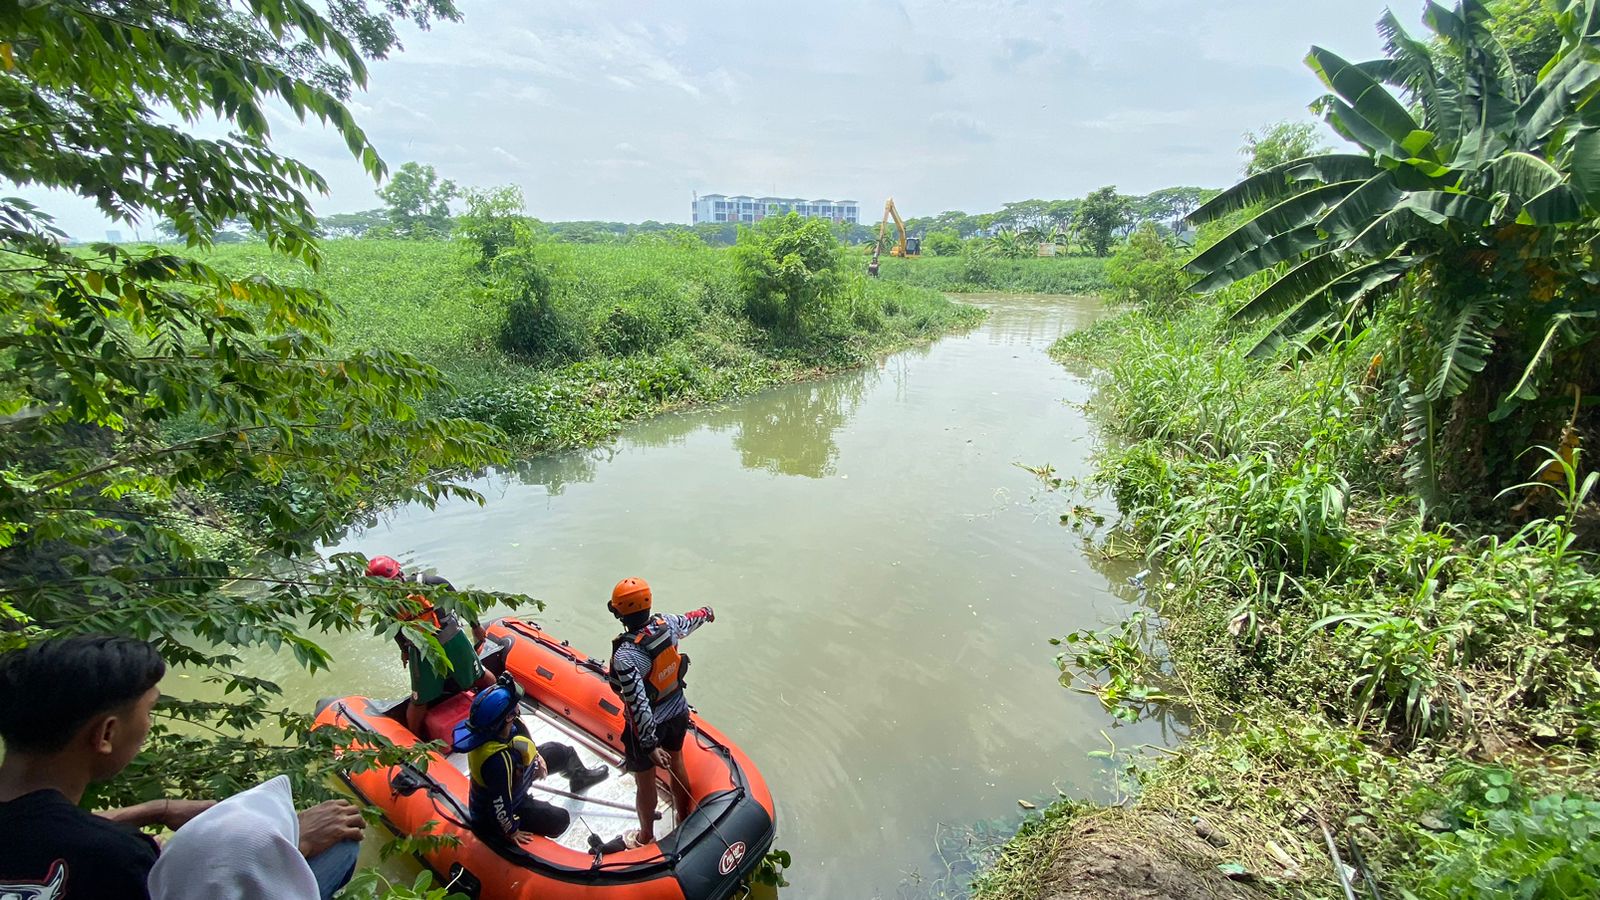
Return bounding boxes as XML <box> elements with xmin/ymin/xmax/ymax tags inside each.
<box><xmin>1082</xmin><ymin>109</ymin><xmax>1203</xmax><ymax>132</ymax></box>
<box><xmin>25</xmin><ymin>0</ymin><xmax>1400</xmax><ymax>237</ymax></box>
<box><xmin>928</xmin><ymin>110</ymin><xmax>994</xmax><ymax>143</ymax></box>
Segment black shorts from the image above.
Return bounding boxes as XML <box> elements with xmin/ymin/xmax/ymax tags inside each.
<box><xmin>621</xmin><ymin>710</ymin><xmax>690</xmax><ymax>773</ymax></box>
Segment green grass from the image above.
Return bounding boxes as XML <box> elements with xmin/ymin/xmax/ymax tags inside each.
<box><xmin>975</xmin><ymin>294</ymin><xmax>1600</xmax><ymax>898</ymax></box>
<box><xmin>198</xmin><ymin>238</ymin><xmax>983</xmax><ymax>451</ymax></box>
<box><xmin>875</xmin><ymin>253</ymin><xmax>1109</xmax><ymax>295</ymax></box>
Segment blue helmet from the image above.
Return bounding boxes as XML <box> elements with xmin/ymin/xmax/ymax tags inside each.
<box><xmin>451</xmin><ymin>682</ymin><xmax>520</xmax><ymax>752</ymax></box>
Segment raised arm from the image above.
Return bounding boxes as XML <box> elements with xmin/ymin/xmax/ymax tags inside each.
<box><xmin>660</xmin><ymin>607</ymin><xmax>714</xmax><ymax>641</ymax></box>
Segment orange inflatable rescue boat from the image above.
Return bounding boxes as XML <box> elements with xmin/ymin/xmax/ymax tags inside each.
<box><xmin>313</xmin><ymin>617</ymin><xmax>775</xmax><ymax>900</ymax></box>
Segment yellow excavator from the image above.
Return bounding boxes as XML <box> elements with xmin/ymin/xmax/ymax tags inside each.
<box><xmin>868</xmin><ymin>197</ymin><xmax>919</xmax><ymax>276</ymax></box>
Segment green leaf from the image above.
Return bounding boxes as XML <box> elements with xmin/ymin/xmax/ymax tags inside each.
<box><xmin>1568</xmin><ymin>128</ymin><xmax>1600</xmax><ymax>207</ymax></box>
<box><xmin>1246</xmin><ymin>256</ymin><xmax>1416</xmax><ymax>358</ymax></box>
<box><xmin>1186</xmin><ymin>155</ymin><xmax>1377</xmax><ymax>226</ymax></box>
<box><xmin>1185</xmin><ymin>181</ymin><xmax>1364</xmax><ymax>280</ymax></box>
<box><xmin>1307</xmin><ymin>46</ymin><xmax>1425</xmax><ymax>151</ymax></box>
<box><xmin>1426</xmin><ymin>296</ymin><xmax>1502</xmax><ymax>401</ymax></box>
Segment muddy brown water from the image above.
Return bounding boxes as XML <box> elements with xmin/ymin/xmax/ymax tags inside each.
<box><xmin>248</xmin><ymin>294</ymin><xmax>1181</xmax><ymax>897</ymax></box>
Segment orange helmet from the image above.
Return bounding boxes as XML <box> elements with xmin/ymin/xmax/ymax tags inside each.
<box><xmin>609</xmin><ymin>577</ymin><xmax>652</xmax><ymax>617</ymax></box>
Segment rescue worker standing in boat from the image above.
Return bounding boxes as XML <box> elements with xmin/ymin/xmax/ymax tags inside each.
<box><xmin>606</xmin><ymin>577</ymin><xmax>714</xmax><ymax>846</ymax></box>
<box><xmin>367</xmin><ymin>555</ymin><xmax>495</xmax><ymax>739</ymax></box>
<box><xmin>453</xmin><ymin>676</ymin><xmax>609</xmax><ymax>844</ymax></box>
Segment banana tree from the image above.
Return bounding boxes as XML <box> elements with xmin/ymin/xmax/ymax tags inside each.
<box><xmin>1185</xmin><ymin>0</ymin><xmax>1600</xmax><ymax>504</ymax></box>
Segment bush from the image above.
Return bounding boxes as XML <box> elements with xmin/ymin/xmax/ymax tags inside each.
<box><xmin>923</xmin><ymin>230</ymin><xmax>962</xmax><ymax>256</ymax></box>
<box><xmin>732</xmin><ymin>213</ymin><xmax>846</xmax><ymax>333</ymax></box>
<box><xmin>498</xmin><ymin>294</ymin><xmax>589</xmax><ymax>363</ymax></box>
<box><xmin>1105</xmin><ymin>223</ymin><xmax>1190</xmax><ymax>309</ymax></box>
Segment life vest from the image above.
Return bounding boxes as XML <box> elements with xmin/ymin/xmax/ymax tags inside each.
<box><xmin>397</xmin><ymin>575</ymin><xmax>444</xmax><ymax>631</ymax></box>
<box><xmin>611</xmin><ymin>616</ymin><xmax>684</xmax><ymax>704</ymax></box>
<box><xmin>467</xmin><ymin>732</ymin><xmax>539</xmax><ymax>797</ymax></box>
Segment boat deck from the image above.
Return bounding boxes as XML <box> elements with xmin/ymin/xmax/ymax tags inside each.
<box><xmin>443</xmin><ymin>701</ymin><xmax>678</xmax><ymax>852</ymax></box>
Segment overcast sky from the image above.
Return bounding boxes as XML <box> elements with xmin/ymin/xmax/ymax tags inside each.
<box><xmin>27</xmin><ymin>0</ymin><xmax>1411</xmax><ymax>240</ymax></box>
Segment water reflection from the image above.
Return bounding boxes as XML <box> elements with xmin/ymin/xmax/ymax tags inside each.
<box><xmin>504</xmin><ymin>445</ymin><xmax>610</xmax><ymax>495</ymax></box>
<box><xmin>733</xmin><ymin>371</ymin><xmax>872</xmax><ymax>478</ymax></box>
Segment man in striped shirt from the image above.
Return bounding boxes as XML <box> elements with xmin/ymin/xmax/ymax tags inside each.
<box><xmin>606</xmin><ymin>577</ymin><xmax>714</xmax><ymax>846</ymax></box>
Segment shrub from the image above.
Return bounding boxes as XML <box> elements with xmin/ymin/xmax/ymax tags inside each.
<box><xmin>595</xmin><ymin>304</ymin><xmax>666</xmax><ymax>356</ymax></box>
<box><xmin>1105</xmin><ymin>223</ymin><xmax>1190</xmax><ymax>309</ymax></box>
<box><xmin>732</xmin><ymin>213</ymin><xmax>846</xmax><ymax>334</ymax></box>
<box><xmin>923</xmin><ymin>230</ymin><xmax>962</xmax><ymax>256</ymax></box>
<box><xmin>498</xmin><ymin>294</ymin><xmax>589</xmax><ymax>363</ymax></box>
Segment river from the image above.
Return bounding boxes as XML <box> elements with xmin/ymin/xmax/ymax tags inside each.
<box><xmin>257</xmin><ymin>293</ymin><xmax>1178</xmax><ymax>897</ymax></box>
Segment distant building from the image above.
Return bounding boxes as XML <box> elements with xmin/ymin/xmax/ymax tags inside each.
<box><xmin>106</xmin><ymin>229</ymin><xmax>123</xmax><ymax>242</ymax></box>
<box><xmin>692</xmin><ymin>194</ymin><xmax>859</xmax><ymax>226</ymax></box>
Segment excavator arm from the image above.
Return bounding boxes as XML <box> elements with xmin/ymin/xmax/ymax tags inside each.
<box><xmin>886</xmin><ymin>199</ymin><xmax>909</xmax><ymax>257</ymax></box>
<box><xmin>869</xmin><ymin>197</ymin><xmax>917</xmax><ymax>276</ymax></box>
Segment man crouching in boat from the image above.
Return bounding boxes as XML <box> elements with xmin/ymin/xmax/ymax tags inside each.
<box><xmin>452</xmin><ymin>676</ymin><xmax>609</xmax><ymax>845</ymax></box>
<box><xmin>606</xmin><ymin>577</ymin><xmax>714</xmax><ymax>847</ymax></box>
<box><xmin>367</xmin><ymin>555</ymin><xmax>495</xmax><ymax>740</ymax></box>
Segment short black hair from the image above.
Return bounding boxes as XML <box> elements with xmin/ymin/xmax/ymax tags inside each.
<box><xmin>0</xmin><ymin>636</ymin><xmax>166</xmax><ymax>754</ymax></box>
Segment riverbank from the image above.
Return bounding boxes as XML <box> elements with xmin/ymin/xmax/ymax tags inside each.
<box><xmin>974</xmin><ymin>298</ymin><xmax>1600</xmax><ymax>898</ymax></box>
<box><xmin>199</xmin><ymin>238</ymin><xmax>985</xmax><ymax>453</ymax></box>
<box><xmin>875</xmin><ymin>254</ymin><xmax>1108</xmax><ymax>295</ymax></box>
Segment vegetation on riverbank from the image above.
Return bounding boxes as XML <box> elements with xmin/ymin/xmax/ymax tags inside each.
<box><xmin>979</xmin><ymin>4</ymin><xmax>1600</xmax><ymax>897</ymax></box>
<box><xmin>987</xmin><ymin>299</ymin><xmax>1600</xmax><ymax>898</ymax></box>
<box><xmin>875</xmin><ymin>253</ymin><xmax>1108</xmax><ymax>295</ymax></box>
<box><xmin>199</xmin><ymin>221</ymin><xmax>981</xmax><ymax>454</ymax></box>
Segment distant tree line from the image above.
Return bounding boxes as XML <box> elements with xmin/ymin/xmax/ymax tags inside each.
<box><xmin>277</xmin><ymin>160</ymin><xmax>1226</xmax><ymax>259</ymax></box>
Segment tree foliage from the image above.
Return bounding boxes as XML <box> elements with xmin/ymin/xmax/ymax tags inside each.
<box><xmin>317</xmin><ymin>208</ymin><xmax>389</xmax><ymax>238</ymax></box>
<box><xmin>1106</xmin><ymin>223</ymin><xmax>1191</xmax><ymax>309</ymax></box>
<box><xmin>1186</xmin><ymin>0</ymin><xmax>1600</xmax><ymax>508</ymax></box>
<box><xmin>1240</xmin><ymin>121</ymin><xmax>1332</xmax><ymax>175</ymax></box>
<box><xmin>732</xmin><ymin>213</ymin><xmax>846</xmax><ymax>334</ymax></box>
<box><xmin>1077</xmin><ymin>186</ymin><xmax>1133</xmax><ymax>257</ymax></box>
<box><xmin>0</xmin><ymin>0</ymin><xmax>533</xmax><ymax>808</ymax></box>
<box><xmin>923</xmin><ymin>230</ymin><xmax>963</xmax><ymax>256</ymax></box>
<box><xmin>376</xmin><ymin>161</ymin><xmax>458</xmax><ymax>239</ymax></box>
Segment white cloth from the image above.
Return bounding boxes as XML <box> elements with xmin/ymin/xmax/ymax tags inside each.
<box><xmin>147</xmin><ymin>775</ymin><xmax>319</xmax><ymax>900</ymax></box>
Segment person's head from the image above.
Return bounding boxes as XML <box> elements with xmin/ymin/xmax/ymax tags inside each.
<box><xmin>452</xmin><ymin>678</ymin><xmax>522</xmax><ymax>752</ymax></box>
<box><xmin>0</xmin><ymin>636</ymin><xmax>166</xmax><ymax>779</ymax></box>
<box><xmin>609</xmin><ymin>577</ymin><xmax>652</xmax><ymax>631</ymax></box>
<box><xmin>147</xmin><ymin>775</ymin><xmax>318</xmax><ymax>900</ymax></box>
<box><xmin>366</xmin><ymin>555</ymin><xmax>403</xmax><ymax>579</ymax></box>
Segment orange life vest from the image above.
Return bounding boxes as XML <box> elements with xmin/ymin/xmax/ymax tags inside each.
<box><xmin>398</xmin><ymin>594</ymin><xmax>442</xmax><ymax>631</ymax></box>
<box><xmin>612</xmin><ymin>616</ymin><xmax>684</xmax><ymax>704</ymax></box>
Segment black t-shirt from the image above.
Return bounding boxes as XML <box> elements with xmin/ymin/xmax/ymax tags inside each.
<box><xmin>0</xmin><ymin>789</ymin><xmax>159</xmax><ymax>900</ymax></box>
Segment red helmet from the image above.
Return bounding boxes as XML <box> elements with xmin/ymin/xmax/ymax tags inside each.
<box><xmin>609</xmin><ymin>578</ymin><xmax>652</xmax><ymax>617</ymax></box>
<box><xmin>366</xmin><ymin>555</ymin><xmax>403</xmax><ymax>579</ymax></box>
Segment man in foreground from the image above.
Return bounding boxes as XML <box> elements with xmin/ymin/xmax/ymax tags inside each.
<box><xmin>367</xmin><ymin>554</ymin><xmax>496</xmax><ymax>738</ymax></box>
<box><xmin>606</xmin><ymin>577</ymin><xmax>715</xmax><ymax>846</ymax></box>
<box><xmin>0</xmin><ymin>636</ymin><xmax>364</xmax><ymax>900</ymax></box>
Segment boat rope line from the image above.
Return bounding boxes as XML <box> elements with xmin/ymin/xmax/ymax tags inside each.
<box><xmin>664</xmin><ymin>764</ymin><xmax>738</xmax><ymax>858</ymax></box>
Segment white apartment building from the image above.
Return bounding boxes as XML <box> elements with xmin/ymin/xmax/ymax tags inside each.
<box><xmin>692</xmin><ymin>194</ymin><xmax>860</xmax><ymax>225</ymax></box>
